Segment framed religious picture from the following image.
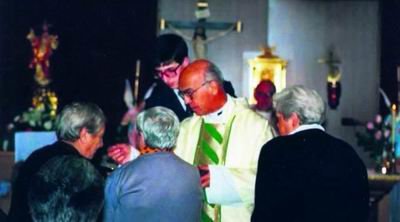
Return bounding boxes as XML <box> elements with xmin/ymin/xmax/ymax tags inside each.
<box><xmin>246</xmin><ymin>46</ymin><xmax>287</xmax><ymax>104</ymax></box>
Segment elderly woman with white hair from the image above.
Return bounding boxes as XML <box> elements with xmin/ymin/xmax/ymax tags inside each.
<box><xmin>252</xmin><ymin>85</ymin><xmax>369</xmax><ymax>222</ymax></box>
<box><xmin>104</xmin><ymin>106</ymin><xmax>202</xmax><ymax>222</ymax></box>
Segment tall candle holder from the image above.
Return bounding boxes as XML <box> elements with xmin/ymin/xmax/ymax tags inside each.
<box><xmin>388</xmin><ymin>104</ymin><xmax>398</xmax><ymax>174</ymax></box>
<box><xmin>375</xmin><ymin>109</ymin><xmax>397</xmax><ymax>175</ymax></box>
<box><xmin>393</xmin><ymin>103</ymin><xmax>400</xmax><ymax>174</ymax></box>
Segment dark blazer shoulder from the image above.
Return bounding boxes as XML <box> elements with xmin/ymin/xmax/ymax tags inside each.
<box><xmin>21</xmin><ymin>141</ymin><xmax>80</xmax><ymax>177</ymax></box>
<box><xmin>259</xmin><ymin>129</ymin><xmax>357</xmax><ymax>162</ymax></box>
<box><xmin>144</xmin><ymin>81</ymin><xmax>192</xmax><ymax>121</ymax></box>
<box><xmin>145</xmin><ymin>81</ymin><xmax>173</xmax><ymax>105</ymax></box>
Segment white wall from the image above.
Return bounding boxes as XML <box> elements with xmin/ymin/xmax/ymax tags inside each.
<box><xmin>159</xmin><ymin>0</ymin><xmax>379</xmax><ymax>166</ymax></box>
<box><xmin>269</xmin><ymin>0</ymin><xmax>379</xmax><ymax>165</ymax></box>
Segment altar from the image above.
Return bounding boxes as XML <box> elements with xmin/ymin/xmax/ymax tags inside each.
<box><xmin>368</xmin><ymin>173</ymin><xmax>400</xmax><ymax>222</ymax></box>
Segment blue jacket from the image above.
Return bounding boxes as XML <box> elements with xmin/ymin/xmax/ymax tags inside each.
<box><xmin>104</xmin><ymin>152</ymin><xmax>202</xmax><ymax>222</ymax></box>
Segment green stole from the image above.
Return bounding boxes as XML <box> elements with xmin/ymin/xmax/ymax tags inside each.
<box><xmin>194</xmin><ymin>116</ymin><xmax>236</xmax><ymax>222</ymax></box>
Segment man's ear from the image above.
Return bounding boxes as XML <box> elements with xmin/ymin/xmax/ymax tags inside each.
<box><xmin>290</xmin><ymin>113</ymin><xmax>301</xmax><ymax>129</ymax></box>
<box><xmin>208</xmin><ymin>80</ymin><xmax>220</xmax><ymax>95</ymax></box>
<box><xmin>79</xmin><ymin>128</ymin><xmax>89</xmax><ymax>143</ymax></box>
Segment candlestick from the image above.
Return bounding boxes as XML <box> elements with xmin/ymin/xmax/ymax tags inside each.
<box><xmin>390</xmin><ymin>104</ymin><xmax>398</xmax><ymax>174</ymax></box>
<box><xmin>134</xmin><ymin>60</ymin><xmax>141</xmax><ymax>103</ymax></box>
<box><xmin>392</xmin><ymin>104</ymin><xmax>397</xmax><ymax>145</ymax></box>
<box><xmin>397</xmin><ymin>66</ymin><xmax>400</xmax><ymax>103</ymax></box>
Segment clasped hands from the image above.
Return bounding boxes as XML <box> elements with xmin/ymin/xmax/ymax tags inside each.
<box><xmin>107</xmin><ymin>143</ymin><xmax>132</xmax><ymax>165</ymax></box>
<box><xmin>198</xmin><ymin>164</ymin><xmax>210</xmax><ymax>188</ymax></box>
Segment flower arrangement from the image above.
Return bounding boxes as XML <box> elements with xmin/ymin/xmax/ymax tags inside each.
<box><xmin>356</xmin><ymin>114</ymin><xmax>395</xmax><ymax>173</ymax></box>
<box><xmin>0</xmin><ymin>23</ymin><xmax>58</xmax><ymax>151</ymax></box>
<box><xmin>10</xmin><ymin>88</ymin><xmax>58</xmax><ymax>131</ymax></box>
<box><xmin>1</xmin><ymin>88</ymin><xmax>58</xmax><ymax>151</ymax></box>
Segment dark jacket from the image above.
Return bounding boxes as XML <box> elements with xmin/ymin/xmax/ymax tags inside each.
<box><xmin>8</xmin><ymin>141</ymin><xmax>84</xmax><ymax>222</ymax></box>
<box><xmin>252</xmin><ymin>129</ymin><xmax>369</xmax><ymax>222</ymax></box>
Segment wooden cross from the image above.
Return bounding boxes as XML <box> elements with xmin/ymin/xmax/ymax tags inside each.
<box><xmin>160</xmin><ymin>0</ymin><xmax>242</xmax><ymax>58</ymax></box>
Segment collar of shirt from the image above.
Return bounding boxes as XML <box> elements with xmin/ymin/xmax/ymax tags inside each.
<box><xmin>203</xmin><ymin>95</ymin><xmax>234</xmax><ymax>124</ymax></box>
<box><xmin>289</xmin><ymin>124</ymin><xmax>325</xmax><ymax>135</ymax></box>
<box><xmin>173</xmin><ymin>89</ymin><xmax>187</xmax><ymax>111</ymax></box>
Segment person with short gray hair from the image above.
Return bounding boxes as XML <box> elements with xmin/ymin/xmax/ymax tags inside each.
<box><xmin>273</xmin><ymin>85</ymin><xmax>325</xmax><ymax>125</ymax></box>
<box><xmin>252</xmin><ymin>85</ymin><xmax>369</xmax><ymax>222</ymax></box>
<box><xmin>136</xmin><ymin>106</ymin><xmax>179</xmax><ymax>149</ymax></box>
<box><xmin>56</xmin><ymin>102</ymin><xmax>106</xmax><ymax>142</ymax></box>
<box><xmin>8</xmin><ymin>102</ymin><xmax>106</xmax><ymax>222</ymax></box>
<box><xmin>104</xmin><ymin>106</ymin><xmax>202</xmax><ymax>222</ymax></box>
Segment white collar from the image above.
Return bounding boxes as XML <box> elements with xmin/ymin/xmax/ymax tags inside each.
<box><xmin>203</xmin><ymin>95</ymin><xmax>233</xmax><ymax>124</ymax></box>
<box><xmin>289</xmin><ymin>124</ymin><xmax>325</xmax><ymax>135</ymax></box>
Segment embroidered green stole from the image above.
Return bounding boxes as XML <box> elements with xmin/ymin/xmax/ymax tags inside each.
<box><xmin>194</xmin><ymin>116</ymin><xmax>236</xmax><ymax>222</ymax></box>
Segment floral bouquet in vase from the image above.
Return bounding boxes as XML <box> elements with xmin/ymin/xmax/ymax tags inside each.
<box><xmin>356</xmin><ymin>114</ymin><xmax>394</xmax><ymax>173</ymax></box>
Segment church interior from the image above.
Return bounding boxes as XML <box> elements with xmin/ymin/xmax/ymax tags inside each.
<box><xmin>1</xmin><ymin>0</ymin><xmax>400</xmax><ymax>221</ymax></box>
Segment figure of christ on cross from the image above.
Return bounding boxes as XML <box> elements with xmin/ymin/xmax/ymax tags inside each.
<box><xmin>160</xmin><ymin>0</ymin><xmax>242</xmax><ymax>59</ymax></box>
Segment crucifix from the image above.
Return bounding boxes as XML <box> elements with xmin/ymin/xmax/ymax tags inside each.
<box><xmin>318</xmin><ymin>48</ymin><xmax>342</xmax><ymax>109</ymax></box>
<box><xmin>160</xmin><ymin>0</ymin><xmax>242</xmax><ymax>59</ymax></box>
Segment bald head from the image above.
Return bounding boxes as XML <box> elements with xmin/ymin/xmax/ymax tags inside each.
<box><xmin>179</xmin><ymin>59</ymin><xmax>224</xmax><ymax>84</ymax></box>
<box><xmin>178</xmin><ymin>60</ymin><xmax>227</xmax><ymax>116</ymax></box>
<box><xmin>180</xmin><ymin>59</ymin><xmax>208</xmax><ymax>83</ymax></box>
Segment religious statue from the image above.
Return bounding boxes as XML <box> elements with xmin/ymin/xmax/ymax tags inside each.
<box><xmin>159</xmin><ymin>0</ymin><xmax>241</xmax><ymax>59</ymax></box>
<box><xmin>1</xmin><ymin>23</ymin><xmax>59</xmax><ymax>151</ymax></box>
<box><xmin>25</xmin><ymin>23</ymin><xmax>59</xmax><ymax>128</ymax></box>
<box><xmin>192</xmin><ymin>26</ymin><xmax>208</xmax><ymax>59</ymax></box>
<box><xmin>27</xmin><ymin>23</ymin><xmax>58</xmax><ymax>86</ymax></box>
<box><xmin>318</xmin><ymin>48</ymin><xmax>341</xmax><ymax>109</ymax></box>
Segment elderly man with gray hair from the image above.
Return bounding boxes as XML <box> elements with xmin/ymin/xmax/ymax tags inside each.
<box><xmin>252</xmin><ymin>85</ymin><xmax>369</xmax><ymax>222</ymax></box>
<box><xmin>8</xmin><ymin>102</ymin><xmax>106</xmax><ymax>222</ymax></box>
<box><xmin>104</xmin><ymin>106</ymin><xmax>202</xmax><ymax>222</ymax></box>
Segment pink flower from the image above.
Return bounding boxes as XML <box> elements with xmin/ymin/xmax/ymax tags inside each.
<box><xmin>375</xmin><ymin>115</ymin><xmax>382</xmax><ymax>124</ymax></box>
<box><xmin>375</xmin><ymin>130</ymin><xmax>382</xmax><ymax>140</ymax></box>
<box><xmin>384</xmin><ymin>129</ymin><xmax>391</xmax><ymax>138</ymax></box>
<box><xmin>366</xmin><ymin>122</ymin><xmax>374</xmax><ymax>130</ymax></box>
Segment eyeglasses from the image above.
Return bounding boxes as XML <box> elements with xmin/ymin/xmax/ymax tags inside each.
<box><xmin>156</xmin><ymin>63</ymin><xmax>181</xmax><ymax>78</ymax></box>
<box><xmin>178</xmin><ymin>81</ymin><xmax>211</xmax><ymax>99</ymax></box>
